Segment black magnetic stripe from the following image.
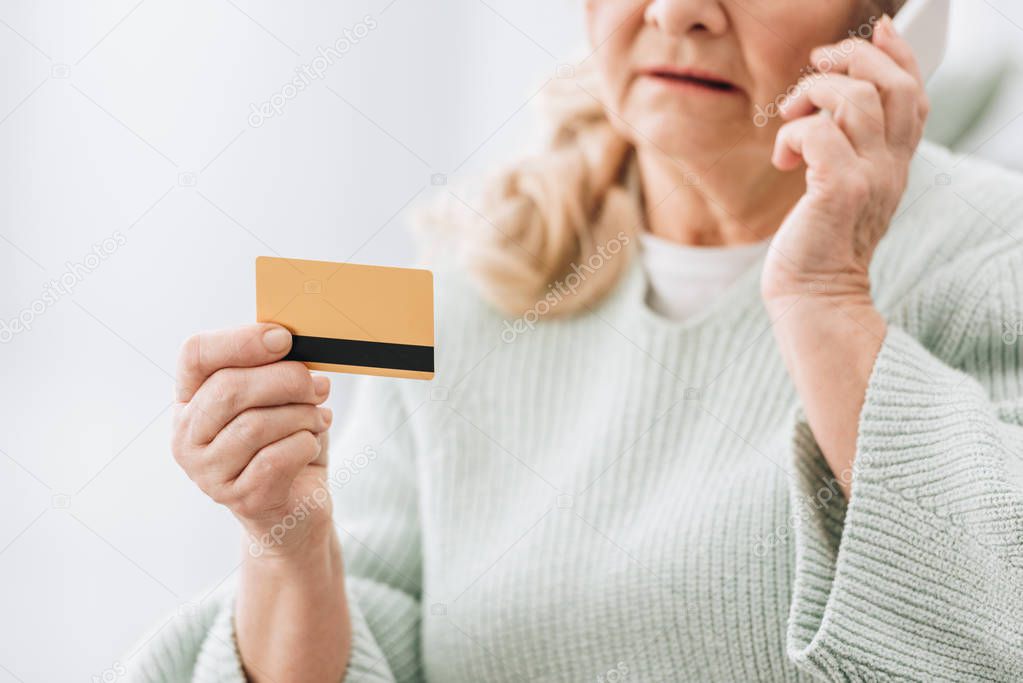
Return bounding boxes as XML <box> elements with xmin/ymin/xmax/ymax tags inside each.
<box><xmin>286</xmin><ymin>335</ymin><xmax>434</xmax><ymax>372</ymax></box>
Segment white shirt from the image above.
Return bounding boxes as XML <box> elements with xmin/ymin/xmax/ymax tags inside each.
<box><xmin>638</xmin><ymin>230</ymin><xmax>771</xmax><ymax>322</ymax></box>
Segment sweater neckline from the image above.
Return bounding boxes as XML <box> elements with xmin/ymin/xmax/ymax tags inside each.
<box><xmin>612</xmin><ymin>242</ymin><xmax>769</xmax><ymax>333</ymax></box>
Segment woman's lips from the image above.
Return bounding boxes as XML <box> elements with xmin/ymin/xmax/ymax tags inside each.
<box><xmin>640</xmin><ymin>66</ymin><xmax>741</xmax><ymax>95</ymax></box>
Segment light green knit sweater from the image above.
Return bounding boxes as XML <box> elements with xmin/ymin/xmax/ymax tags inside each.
<box><xmin>130</xmin><ymin>141</ymin><xmax>1023</xmax><ymax>682</ymax></box>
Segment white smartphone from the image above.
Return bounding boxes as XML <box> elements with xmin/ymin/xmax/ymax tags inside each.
<box><xmin>891</xmin><ymin>0</ymin><xmax>951</xmax><ymax>82</ymax></box>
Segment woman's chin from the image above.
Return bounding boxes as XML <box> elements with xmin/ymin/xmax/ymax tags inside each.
<box><xmin>623</xmin><ymin>111</ymin><xmax>755</xmax><ymax>168</ymax></box>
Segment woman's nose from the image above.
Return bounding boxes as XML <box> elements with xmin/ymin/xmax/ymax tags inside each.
<box><xmin>643</xmin><ymin>0</ymin><xmax>728</xmax><ymax>37</ymax></box>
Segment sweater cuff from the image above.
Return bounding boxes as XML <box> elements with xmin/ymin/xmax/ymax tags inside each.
<box><xmin>196</xmin><ymin>583</ymin><xmax>401</xmax><ymax>683</ymax></box>
<box><xmin>124</xmin><ymin>586</ymin><xmax>246</xmax><ymax>683</ymax></box>
<box><xmin>193</xmin><ymin>599</ymin><xmax>248</xmax><ymax>682</ymax></box>
<box><xmin>786</xmin><ymin>324</ymin><xmax>1023</xmax><ymax>681</ymax></box>
<box><xmin>125</xmin><ymin>581</ymin><xmax>403</xmax><ymax>682</ymax></box>
<box><xmin>344</xmin><ymin>579</ymin><xmax>399</xmax><ymax>682</ymax></box>
<box><xmin>190</xmin><ymin>584</ymin><xmax>401</xmax><ymax>683</ymax></box>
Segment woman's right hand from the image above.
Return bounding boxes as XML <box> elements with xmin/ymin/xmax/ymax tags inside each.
<box><xmin>172</xmin><ymin>323</ymin><xmax>336</xmax><ymax>557</ymax></box>
<box><xmin>174</xmin><ymin>324</ymin><xmax>353</xmax><ymax>681</ymax></box>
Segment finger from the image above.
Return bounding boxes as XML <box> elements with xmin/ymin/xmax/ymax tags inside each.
<box><xmin>773</xmin><ymin>113</ymin><xmax>858</xmax><ymax>174</ymax></box>
<box><xmin>874</xmin><ymin>13</ymin><xmax>931</xmax><ymax>132</ymax></box>
<box><xmin>230</xmin><ymin>430</ymin><xmax>324</xmax><ymax>517</ymax></box>
<box><xmin>175</xmin><ymin>324</ymin><xmax>293</xmax><ymax>403</ymax></box>
<box><xmin>202</xmin><ymin>404</ymin><xmax>334</xmax><ymax>483</ymax></box>
<box><xmin>872</xmin><ymin>14</ymin><xmax>925</xmax><ymax>87</ymax></box>
<box><xmin>779</xmin><ymin>73</ymin><xmax>884</xmax><ymax>154</ymax></box>
<box><xmin>185</xmin><ymin>362</ymin><xmax>331</xmax><ymax>444</ymax></box>
<box><xmin>809</xmin><ymin>36</ymin><xmax>925</xmax><ymax>148</ymax></box>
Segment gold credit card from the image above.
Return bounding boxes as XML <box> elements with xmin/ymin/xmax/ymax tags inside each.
<box><xmin>255</xmin><ymin>256</ymin><xmax>434</xmax><ymax>380</ymax></box>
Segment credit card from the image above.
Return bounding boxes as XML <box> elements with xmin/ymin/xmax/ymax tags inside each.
<box><xmin>255</xmin><ymin>256</ymin><xmax>434</xmax><ymax>380</ymax></box>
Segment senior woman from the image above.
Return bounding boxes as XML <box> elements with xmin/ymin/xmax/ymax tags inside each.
<box><xmin>133</xmin><ymin>0</ymin><xmax>1023</xmax><ymax>681</ymax></box>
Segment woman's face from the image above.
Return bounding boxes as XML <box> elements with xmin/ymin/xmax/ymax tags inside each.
<box><xmin>585</xmin><ymin>0</ymin><xmax>868</xmax><ymax>170</ymax></box>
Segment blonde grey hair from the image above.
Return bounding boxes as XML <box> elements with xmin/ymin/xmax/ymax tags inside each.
<box><xmin>414</xmin><ymin>60</ymin><xmax>640</xmax><ymax>319</ymax></box>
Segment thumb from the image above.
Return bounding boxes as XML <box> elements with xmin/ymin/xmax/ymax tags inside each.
<box><xmin>175</xmin><ymin>323</ymin><xmax>293</xmax><ymax>403</ymax></box>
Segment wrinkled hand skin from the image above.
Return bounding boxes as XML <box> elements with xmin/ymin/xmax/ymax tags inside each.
<box><xmin>761</xmin><ymin>15</ymin><xmax>929</xmax><ymax>307</ymax></box>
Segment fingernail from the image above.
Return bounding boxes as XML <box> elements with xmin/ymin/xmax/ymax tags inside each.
<box><xmin>880</xmin><ymin>13</ymin><xmax>894</xmax><ymax>37</ymax></box>
<box><xmin>313</xmin><ymin>374</ymin><xmax>330</xmax><ymax>396</ymax></box>
<box><xmin>263</xmin><ymin>327</ymin><xmax>291</xmax><ymax>353</ymax></box>
<box><xmin>319</xmin><ymin>406</ymin><xmax>333</xmax><ymax>426</ymax></box>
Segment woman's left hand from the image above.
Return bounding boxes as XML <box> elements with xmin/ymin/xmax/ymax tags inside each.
<box><xmin>760</xmin><ymin>14</ymin><xmax>930</xmax><ymax>308</ymax></box>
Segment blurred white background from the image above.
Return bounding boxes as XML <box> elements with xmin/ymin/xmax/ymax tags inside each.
<box><xmin>1</xmin><ymin>1</ymin><xmax>1022</xmax><ymax>680</ymax></box>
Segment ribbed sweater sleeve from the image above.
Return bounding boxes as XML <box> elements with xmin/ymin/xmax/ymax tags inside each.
<box><xmin>786</xmin><ymin>248</ymin><xmax>1023</xmax><ymax>681</ymax></box>
<box><xmin>126</xmin><ymin>376</ymin><xmax>423</xmax><ymax>683</ymax></box>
